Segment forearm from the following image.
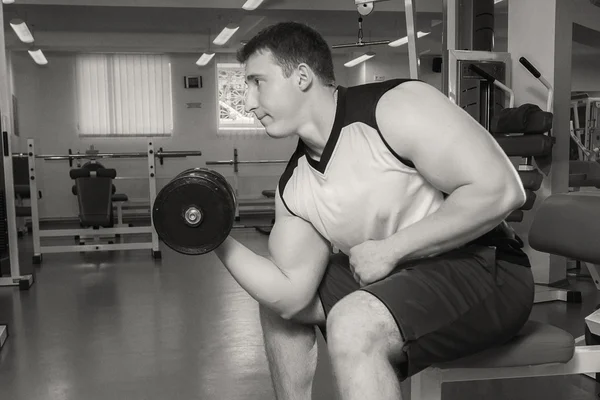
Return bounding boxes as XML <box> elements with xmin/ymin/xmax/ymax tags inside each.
<box><xmin>214</xmin><ymin>236</ymin><xmax>302</xmax><ymax>317</ymax></box>
<box><xmin>386</xmin><ymin>184</ymin><xmax>523</xmax><ymax>263</ymax></box>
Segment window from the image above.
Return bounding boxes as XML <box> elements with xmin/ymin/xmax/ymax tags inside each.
<box><xmin>75</xmin><ymin>53</ymin><xmax>173</xmax><ymax>136</ymax></box>
<box><xmin>217</xmin><ymin>63</ymin><xmax>265</xmax><ymax>135</ymax></box>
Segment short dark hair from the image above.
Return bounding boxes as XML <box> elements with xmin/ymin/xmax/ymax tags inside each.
<box><xmin>237</xmin><ymin>22</ymin><xmax>336</xmax><ymax>86</ymax></box>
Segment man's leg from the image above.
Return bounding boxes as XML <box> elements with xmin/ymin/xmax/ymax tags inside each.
<box><xmin>260</xmin><ymin>295</ymin><xmax>326</xmax><ymax>400</ymax></box>
<box><xmin>325</xmin><ymin>246</ymin><xmax>534</xmax><ymax>400</ymax></box>
<box><xmin>326</xmin><ymin>291</ymin><xmax>405</xmax><ymax>400</ymax></box>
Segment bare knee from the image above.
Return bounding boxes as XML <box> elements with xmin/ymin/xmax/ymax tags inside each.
<box><xmin>326</xmin><ymin>291</ymin><xmax>404</xmax><ymax>360</ymax></box>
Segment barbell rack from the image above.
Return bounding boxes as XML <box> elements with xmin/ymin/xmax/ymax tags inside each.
<box><xmin>13</xmin><ymin>139</ymin><xmax>203</xmax><ymax>263</ymax></box>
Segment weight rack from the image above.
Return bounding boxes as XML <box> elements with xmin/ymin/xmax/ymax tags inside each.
<box><xmin>14</xmin><ymin>139</ymin><xmax>203</xmax><ymax>263</ymax></box>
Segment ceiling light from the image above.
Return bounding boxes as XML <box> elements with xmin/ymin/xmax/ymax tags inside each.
<box><xmin>3</xmin><ymin>0</ymin><xmax>16</xmax><ymax>4</ymax></box>
<box><xmin>388</xmin><ymin>31</ymin><xmax>430</xmax><ymax>47</ymax></box>
<box><xmin>10</xmin><ymin>19</ymin><xmax>34</xmax><ymax>43</ymax></box>
<box><xmin>344</xmin><ymin>51</ymin><xmax>375</xmax><ymax>68</ymax></box>
<box><xmin>196</xmin><ymin>52</ymin><xmax>215</xmax><ymax>67</ymax></box>
<box><xmin>28</xmin><ymin>48</ymin><xmax>48</xmax><ymax>65</ymax></box>
<box><xmin>242</xmin><ymin>0</ymin><xmax>264</xmax><ymax>10</ymax></box>
<box><xmin>213</xmin><ymin>24</ymin><xmax>240</xmax><ymax>46</ymax></box>
<box><xmin>494</xmin><ymin>0</ymin><xmax>505</xmax><ymax>3</ymax></box>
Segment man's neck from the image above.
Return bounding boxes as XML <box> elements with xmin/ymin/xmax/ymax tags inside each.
<box><xmin>296</xmin><ymin>86</ymin><xmax>338</xmax><ymax>161</ymax></box>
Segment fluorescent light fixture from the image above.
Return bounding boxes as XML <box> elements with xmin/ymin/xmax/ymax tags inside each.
<box><xmin>3</xmin><ymin>0</ymin><xmax>16</xmax><ymax>4</ymax></box>
<box><xmin>344</xmin><ymin>51</ymin><xmax>375</xmax><ymax>68</ymax></box>
<box><xmin>494</xmin><ymin>0</ymin><xmax>505</xmax><ymax>3</ymax></box>
<box><xmin>213</xmin><ymin>24</ymin><xmax>240</xmax><ymax>46</ymax></box>
<box><xmin>28</xmin><ymin>48</ymin><xmax>48</xmax><ymax>65</ymax></box>
<box><xmin>242</xmin><ymin>0</ymin><xmax>263</xmax><ymax>10</ymax></box>
<box><xmin>10</xmin><ymin>19</ymin><xmax>34</xmax><ymax>43</ymax></box>
<box><xmin>388</xmin><ymin>31</ymin><xmax>430</xmax><ymax>47</ymax></box>
<box><xmin>196</xmin><ymin>52</ymin><xmax>215</xmax><ymax>66</ymax></box>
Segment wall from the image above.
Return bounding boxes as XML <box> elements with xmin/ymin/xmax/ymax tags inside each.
<box><xmin>572</xmin><ymin>54</ymin><xmax>600</xmax><ymax>92</ymax></box>
<box><xmin>11</xmin><ymin>49</ymin><xmax>419</xmax><ymax>219</ymax></box>
<box><xmin>343</xmin><ymin>52</ymin><xmax>443</xmax><ymax>88</ymax></box>
<box><xmin>367</xmin><ymin>53</ymin><xmax>442</xmax><ymax>90</ymax></box>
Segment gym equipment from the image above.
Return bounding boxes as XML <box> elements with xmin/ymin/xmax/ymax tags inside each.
<box><xmin>568</xmin><ymin>97</ymin><xmax>600</xmax><ymax>189</ymax></box>
<box><xmin>410</xmin><ymin>192</ymin><xmax>600</xmax><ymax>399</ymax></box>
<box><xmin>11</xmin><ymin>139</ymin><xmax>203</xmax><ymax>263</ymax></box>
<box><xmin>152</xmin><ymin>168</ymin><xmax>236</xmax><ymax>255</ymax></box>
<box><xmin>0</xmin><ymin>117</ymin><xmax>33</xmax><ymax>291</ymax></box>
<box><xmin>206</xmin><ymin>148</ymin><xmax>286</xmax><ymax>221</ymax></box>
<box><xmin>571</xmin><ymin>93</ymin><xmax>600</xmax><ymax>160</ymax></box>
<box><xmin>70</xmin><ymin>162</ymin><xmax>117</xmax><ymax>228</ymax></box>
<box><xmin>0</xmin><ymin>324</ymin><xmax>7</xmax><ymax>351</ymax></box>
<box><xmin>13</xmin><ymin>156</ymin><xmax>34</xmax><ymax>236</ymax></box>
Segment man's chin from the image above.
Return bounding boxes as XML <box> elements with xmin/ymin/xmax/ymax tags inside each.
<box><xmin>263</xmin><ymin>122</ymin><xmax>295</xmax><ymax>138</ymax></box>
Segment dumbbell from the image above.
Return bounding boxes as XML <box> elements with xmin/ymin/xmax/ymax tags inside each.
<box><xmin>152</xmin><ymin>168</ymin><xmax>237</xmax><ymax>255</ymax></box>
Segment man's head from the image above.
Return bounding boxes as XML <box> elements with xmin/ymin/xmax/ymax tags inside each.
<box><xmin>237</xmin><ymin>22</ymin><xmax>336</xmax><ymax>138</ymax></box>
<box><xmin>237</xmin><ymin>22</ymin><xmax>336</xmax><ymax>87</ymax></box>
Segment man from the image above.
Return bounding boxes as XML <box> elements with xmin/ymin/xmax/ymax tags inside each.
<box><xmin>215</xmin><ymin>22</ymin><xmax>534</xmax><ymax>400</ymax></box>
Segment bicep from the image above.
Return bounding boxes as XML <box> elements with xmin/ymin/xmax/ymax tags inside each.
<box><xmin>377</xmin><ymin>81</ymin><xmax>523</xmax><ymax>196</ymax></box>
<box><xmin>267</xmin><ymin>190</ymin><xmax>331</xmax><ymax>305</ymax></box>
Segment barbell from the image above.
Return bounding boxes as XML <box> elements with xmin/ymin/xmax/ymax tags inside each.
<box><xmin>152</xmin><ymin>168</ymin><xmax>238</xmax><ymax>255</ymax></box>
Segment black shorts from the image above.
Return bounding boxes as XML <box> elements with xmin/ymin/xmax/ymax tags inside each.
<box><xmin>317</xmin><ymin>244</ymin><xmax>535</xmax><ymax>381</ymax></box>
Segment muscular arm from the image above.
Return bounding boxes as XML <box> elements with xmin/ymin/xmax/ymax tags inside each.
<box><xmin>214</xmin><ymin>190</ymin><xmax>330</xmax><ymax>319</ymax></box>
<box><xmin>376</xmin><ymin>81</ymin><xmax>526</xmax><ymax>263</ymax></box>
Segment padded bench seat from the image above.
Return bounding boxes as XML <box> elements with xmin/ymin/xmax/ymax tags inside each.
<box><xmin>436</xmin><ymin>320</ymin><xmax>574</xmax><ymax>369</ymax></box>
<box><xmin>112</xmin><ymin>193</ymin><xmax>128</xmax><ymax>202</ymax></box>
<box><xmin>262</xmin><ymin>189</ymin><xmax>276</xmax><ymax>198</ymax></box>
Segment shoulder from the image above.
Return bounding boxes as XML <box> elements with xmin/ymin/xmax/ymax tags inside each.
<box><xmin>376</xmin><ymin>80</ymin><xmax>450</xmax><ymax>118</ymax></box>
<box><xmin>375</xmin><ymin>80</ymin><xmax>461</xmax><ymax>156</ymax></box>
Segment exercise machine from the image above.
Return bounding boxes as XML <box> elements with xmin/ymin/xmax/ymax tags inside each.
<box><xmin>12</xmin><ymin>139</ymin><xmax>203</xmax><ymax>263</ymax></box>
<box><xmin>0</xmin><ymin>119</ymin><xmax>33</xmax><ymax>290</ymax></box>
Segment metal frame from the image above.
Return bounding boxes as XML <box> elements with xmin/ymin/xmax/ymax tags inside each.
<box><xmin>446</xmin><ymin>50</ymin><xmax>512</xmax><ymax>106</ymax></box>
<box><xmin>534</xmin><ymin>285</ymin><xmax>581</xmax><ymax>304</ymax></box>
<box><xmin>19</xmin><ymin>139</ymin><xmax>202</xmax><ymax>263</ymax></box>
<box><xmin>571</xmin><ymin>96</ymin><xmax>600</xmax><ymax>159</ymax></box>
<box><xmin>442</xmin><ymin>0</ymin><xmax>458</xmax><ymax>97</ymax></box>
<box><xmin>0</xmin><ymin>324</ymin><xmax>7</xmax><ymax>350</ymax></box>
<box><xmin>404</xmin><ymin>0</ymin><xmax>419</xmax><ymax>79</ymax></box>
<box><xmin>0</xmin><ymin>115</ymin><xmax>34</xmax><ymax>290</ymax></box>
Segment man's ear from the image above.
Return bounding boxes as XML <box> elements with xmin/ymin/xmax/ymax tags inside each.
<box><xmin>296</xmin><ymin>63</ymin><xmax>314</xmax><ymax>91</ymax></box>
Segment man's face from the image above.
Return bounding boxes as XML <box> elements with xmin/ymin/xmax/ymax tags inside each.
<box><xmin>244</xmin><ymin>50</ymin><xmax>302</xmax><ymax>138</ymax></box>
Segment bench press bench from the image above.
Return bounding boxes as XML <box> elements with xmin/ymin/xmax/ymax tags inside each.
<box><xmin>410</xmin><ymin>192</ymin><xmax>600</xmax><ymax>399</ymax></box>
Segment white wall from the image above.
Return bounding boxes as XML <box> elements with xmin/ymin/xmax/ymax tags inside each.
<box><xmin>343</xmin><ymin>52</ymin><xmax>442</xmax><ymax>89</ymax></box>
<box><xmin>12</xmin><ymin>49</ymin><xmax>423</xmax><ymax>219</ymax></box>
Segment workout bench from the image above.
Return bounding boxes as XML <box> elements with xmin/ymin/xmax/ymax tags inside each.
<box><xmin>410</xmin><ymin>192</ymin><xmax>600</xmax><ymax>399</ymax></box>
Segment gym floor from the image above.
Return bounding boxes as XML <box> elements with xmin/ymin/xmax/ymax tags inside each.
<box><xmin>0</xmin><ymin>229</ymin><xmax>599</xmax><ymax>400</ymax></box>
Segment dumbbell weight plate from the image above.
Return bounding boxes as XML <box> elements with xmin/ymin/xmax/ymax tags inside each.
<box><xmin>175</xmin><ymin>168</ymin><xmax>237</xmax><ymax>211</ymax></box>
<box><xmin>152</xmin><ymin>168</ymin><xmax>236</xmax><ymax>255</ymax></box>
